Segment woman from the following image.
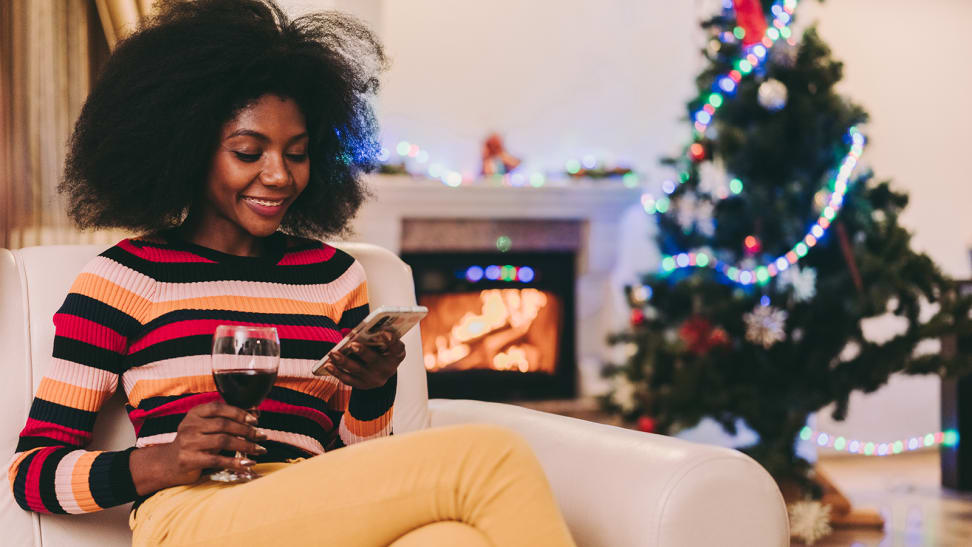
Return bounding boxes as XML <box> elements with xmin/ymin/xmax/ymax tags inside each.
<box><xmin>7</xmin><ymin>1</ymin><xmax>575</xmax><ymax>545</ymax></box>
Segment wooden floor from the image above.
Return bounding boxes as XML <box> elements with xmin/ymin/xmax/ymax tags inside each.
<box><xmin>513</xmin><ymin>398</ymin><xmax>972</xmax><ymax>546</ymax></box>
<box><xmin>809</xmin><ymin>451</ymin><xmax>972</xmax><ymax>546</ymax></box>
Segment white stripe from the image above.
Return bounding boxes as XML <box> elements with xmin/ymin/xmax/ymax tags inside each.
<box><xmin>152</xmin><ymin>266</ymin><xmax>364</xmax><ymax>305</ymax></box>
<box><xmin>53</xmin><ymin>450</ymin><xmax>85</xmax><ymax>514</ymax></box>
<box><xmin>135</xmin><ymin>432</ymin><xmax>177</xmax><ymax>448</ymax></box>
<box><xmin>82</xmin><ymin>256</ymin><xmax>157</xmax><ymax>300</ymax></box>
<box><xmin>339</xmin><ymin>416</ymin><xmax>393</xmax><ymax>446</ymax></box>
<box><xmin>45</xmin><ymin>358</ymin><xmax>118</xmax><ymax>393</ymax></box>
<box><xmin>121</xmin><ymin>356</ymin><xmax>326</xmax><ymax>393</ymax></box>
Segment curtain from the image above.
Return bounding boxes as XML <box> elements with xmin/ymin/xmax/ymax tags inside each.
<box><xmin>0</xmin><ymin>0</ymin><xmax>151</xmax><ymax>249</ymax></box>
<box><xmin>94</xmin><ymin>0</ymin><xmax>155</xmax><ymax>48</ymax></box>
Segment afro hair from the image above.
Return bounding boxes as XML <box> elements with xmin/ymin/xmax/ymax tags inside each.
<box><xmin>60</xmin><ymin>0</ymin><xmax>387</xmax><ymax>238</ymax></box>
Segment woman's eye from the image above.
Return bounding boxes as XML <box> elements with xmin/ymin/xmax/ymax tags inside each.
<box><xmin>286</xmin><ymin>153</ymin><xmax>308</xmax><ymax>162</ymax></box>
<box><xmin>234</xmin><ymin>151</ymin><xmax>261</xmax><ymax>162</ymax></box>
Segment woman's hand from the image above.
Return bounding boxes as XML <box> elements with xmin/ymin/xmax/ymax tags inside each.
<box><xmin>323</xmin><ymin>331</ymin><xmax>405</xmax><ymax>390</ymax></box>
<box><xmin>129</xmin><ymin>402</ymin><xmax>268</xmax><ymax>496</ymax></box>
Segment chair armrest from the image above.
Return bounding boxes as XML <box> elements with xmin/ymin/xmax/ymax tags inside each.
<box><xmin>428</xmin><ymin>399</ymin><xmax>788</xmax><ymax>547</ymax></box>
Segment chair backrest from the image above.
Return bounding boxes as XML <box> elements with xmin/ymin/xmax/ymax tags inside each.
<box><xmin>0</xmin><ymin>242</ymin><xmax>429</xmax><ymax>547</ymax></box>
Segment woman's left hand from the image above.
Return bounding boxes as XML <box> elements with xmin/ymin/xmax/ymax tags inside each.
<box><xmin>323</xmin><ymin>331</ymin><xmax>405</xmax><ymax>389</ymax></box>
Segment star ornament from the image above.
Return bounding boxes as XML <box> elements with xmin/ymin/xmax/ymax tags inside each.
<box><xmin>743</xmin><ymin>304</ymin><xmax>788</xmax><ymax>348</ymax></box>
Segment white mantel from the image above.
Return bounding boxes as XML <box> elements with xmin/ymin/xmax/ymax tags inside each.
<box><xmin>344</xmin><ymin>174</ymin><xmax>647</xmax><ymax>396</ymax></box>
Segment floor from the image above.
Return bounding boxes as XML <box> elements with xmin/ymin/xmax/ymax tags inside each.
<box><xmin>810</xmin><ymin>452</ymin><xmax>972</xmax><ymax>546</ymax></box>
<box><xmin>514</xmin><ymin>398</ymin><xmax>972</xmax><ymax>546</ymax></box>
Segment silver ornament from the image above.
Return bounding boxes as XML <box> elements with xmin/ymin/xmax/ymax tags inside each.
<box><xmin>758</xmin><ymin>79</ymin><xmax>788</xmax><ymax>111</ymax></box>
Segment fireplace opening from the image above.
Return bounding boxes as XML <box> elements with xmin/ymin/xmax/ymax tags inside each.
<box><xmin>401</xmin><ymin>251</ymin><xmax>576</xmax><ymax>401</ymax></box>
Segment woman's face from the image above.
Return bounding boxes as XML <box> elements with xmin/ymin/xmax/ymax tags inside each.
<box><xmin>201</xmin><ymin>94</ymin><xmax>311</xmax><ymax>239</ymax></box>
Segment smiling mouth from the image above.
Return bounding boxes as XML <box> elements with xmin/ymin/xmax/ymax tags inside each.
<box><xmin>242</xmin><ymin>196</ymin><xmax>286</xmax><ymax>207</ymax></box>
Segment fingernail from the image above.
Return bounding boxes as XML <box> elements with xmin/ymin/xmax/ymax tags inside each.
<box><xmin>245</xmin><ymin>414</ymin><xmax>258</xmax><ymax>424</ymax></box>
<box><xmin>254</xmin><ymin>444</ymin><xmax>267</xmax><ymax>454</ymax></box>
<box><xmin>254</xmin><ymin>428</ymin><xmax>268</xmax><ymax>440</ymax></box>
<box><xmin>240</xmin><ymin>458</ymin><xmax>256</xmax><ymax>466</ymax></box>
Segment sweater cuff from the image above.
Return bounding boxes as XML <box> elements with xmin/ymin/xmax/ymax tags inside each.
<box><xmin>89</xmin><ymin>447</ymin><xmax>138</xmax><ymax>509</ymax></box>
<box><xmin>348</xmin><ymin>373</ymin><xmax>397</xmax><ymax>421</ymax></box>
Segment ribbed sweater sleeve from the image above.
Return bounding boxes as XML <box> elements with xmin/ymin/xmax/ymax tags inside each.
<box><xmin>333</xmin><ymin>261</ymin><xmax>396</xmax><ymax>446</ymax></box>
<box><xmin>7</xmin><ymin>253</ymin><xmax>149</xmax><ymax>514</ymax></box>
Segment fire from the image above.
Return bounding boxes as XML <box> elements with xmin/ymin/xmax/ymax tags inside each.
<box><xmin>421</xmin><ymin>288</ymin><xmax>559</xmax><ymax>373</ymax></box>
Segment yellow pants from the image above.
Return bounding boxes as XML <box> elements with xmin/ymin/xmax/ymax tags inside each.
<box><xmin>130</xmin><ymin>424</ymin><xmax>576</xmax><ymax>546</ymax></box>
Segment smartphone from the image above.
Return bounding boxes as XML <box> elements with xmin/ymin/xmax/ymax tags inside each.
<box><xmin>312</xmin><ymin>305</ymin><xmax>428</xmax><ymax>376</ymax></box>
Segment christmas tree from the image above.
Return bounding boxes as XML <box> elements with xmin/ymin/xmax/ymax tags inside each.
<box><xmin>603</xmin><ymin>0</ymin><xmax>971</xmax><ymax>495</ymax></box>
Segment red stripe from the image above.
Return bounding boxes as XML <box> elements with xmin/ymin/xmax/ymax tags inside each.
<box><xmin>118</xmin><ymin>239</ymin><xmax>216</xmax><ymax>263</ymax></box>
<box><xmin>53</xmin><ymin>313</ymin><xmax>126</xmax><ymax>352</ymax></box>
<box><xmin>277</xmin><ymin>245</ymin><xmax>335</xmax><ymax>266</ymax></box>
<box><xmin>24</xmin><ymin>447</ymin><xmax>55</xmax><ymax>513</ymax></box>
<box><xmin>128</xmin><ymin>393</ymin><xmax>220</xmax><ymax>435</ymax></box>
<box><xmin>258</xmin><ymin>398</ymin><xmax>334</xmax><ymax>431</ymax></box>
<box><xmin>21</xmin><ymin>419</ymin><xmax>92</xmax><ymax>447</ymax></box>
<box><xmin>129</xmin><ymin>319</ymin><xmax>342</xmax><ymax>353</ymax></box>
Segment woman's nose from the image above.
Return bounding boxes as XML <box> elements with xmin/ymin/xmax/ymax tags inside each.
<box><xmin>260</xmin><ymin>153</ymin><xmax>290</xmax><ymax>187</ymax></box>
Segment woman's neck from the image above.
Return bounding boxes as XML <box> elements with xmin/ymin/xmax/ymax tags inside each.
<box><xmin>176</xmin><ymin>214</ymin><xmax>268</xmax><ymax>257</ymax></box>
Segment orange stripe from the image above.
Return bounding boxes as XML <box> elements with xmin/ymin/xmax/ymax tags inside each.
<box><xmin>346</xmin><ymin>280</ymin><xmax>368</xmax><ymax>309</ymax></box>
<box><xmin>275</xmin><ymin>377</ymin><xmax>338</xmax><ymax>401</ymax></box>
<box><xmin>70</xmin><ymin>273</ymin><xmax>151</xmax><ymax>319</ymax></box>
<box><xmin>128</xmin><ymin>375</ymin><xmax>216</xmax><ymax>408</ymax></box>
<box><xmin>71</xmin><ymin>451</ymin><xmax>101</xmax><ymax>513</ymax></box>
<box><xmin>344</xmin><ymin>410</ymin><xmax>392</xmax><ymax>437</ymax></box>
<box><xmin>7</xmin><ymin>447</ymin><xmax>45</xmax><ymax>486</ymax></box>
<box><xmin>146</xmin><ymin>294</ymin><xmax>355</xmax><ymax>323</ymax></box>
<box><xmin>326</xmin><ymin>384</ymin><xmax>351</xmax><ymax>411</ymax></box>
<box><xmin>36</xmin><ymin>378</ymin><xmax>111</xmax><ymax>412</ymax></box>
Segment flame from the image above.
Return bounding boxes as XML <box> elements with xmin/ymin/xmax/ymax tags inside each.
<box><xmin>422</xmin><ymin>288</ymin><xmax>555</xmax><ymax>372</ymax></box>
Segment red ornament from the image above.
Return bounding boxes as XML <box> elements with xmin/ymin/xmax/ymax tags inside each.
<box><xmin>689</xmin><ymin>142</ymin><xmax>706</xmax><ymax>162</ymax></box>
<box><xmin>732</xmin><ymin>0</ymin><xmax>769</xmax><ymax>47</ymax></box>
<box><xmin>743</xmin><ymin>235</ymin><xmax>761</xmax><ymax>255</ymax></box>
<box><xmin>678</xmin><ymin>316</ymin><xmax>731</xmax><ymax>355</ymax></box>
<box><xmin>630</xmin><ymin>308</ymin><xmax>646</xmax><ymax>326</ymax></box>
<box><xmin>637</xmin><ymin>416</ymin><xmax>657</xmax><ymax>433</ymax></box>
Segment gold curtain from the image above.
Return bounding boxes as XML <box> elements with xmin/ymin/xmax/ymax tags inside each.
<box><xmin>0</xmin><ymin>1</ymin><xmax>153</xmax><ymax>249</ymax></box>
<box><xmin>94</xmin><ymin>0</ymin><xmax>155</xmax><ymax>48</ymax></box>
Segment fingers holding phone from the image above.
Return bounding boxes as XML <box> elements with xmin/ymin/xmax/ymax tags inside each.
<box><xmin>324</xmin><ymin>330</ymin><xmax>405</xmax><ymax>389</ymax></box>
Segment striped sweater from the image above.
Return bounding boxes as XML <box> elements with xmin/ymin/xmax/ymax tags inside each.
<box><xmin>7</xmin><ymin>231</ymin><xmax>395</xmax><ymax>514</ymax></box>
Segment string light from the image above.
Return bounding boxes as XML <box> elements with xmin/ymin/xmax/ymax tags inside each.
<box><xmin>461</xmin><ymin>265</ymin><xmax>536</xmax><ymax>284</ymax></box>
<box><xmin>661</xmin><ymin>127</ymin><xmax>865</xmax><ymax>285</ymax></box>
<box><xmin>640</xmin><ymin>0</ymin><xmax>801</xmax><ymax>213</ymax></box>
<box><xmin>800</xmin><ymin>426</ymin><xmax>959</xmax><ymax>456</ymax></box>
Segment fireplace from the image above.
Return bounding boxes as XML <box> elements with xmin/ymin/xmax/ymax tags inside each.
<box><xmin>402</xmin><ymin>251</ymin><xmax>576</xmax><ymax>401</ymax></box>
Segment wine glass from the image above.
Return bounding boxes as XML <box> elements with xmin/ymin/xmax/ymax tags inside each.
<box><xmin>210</xmin><ymin>325</ymin><xmax>280</xmax><ymax>483</ymax></box>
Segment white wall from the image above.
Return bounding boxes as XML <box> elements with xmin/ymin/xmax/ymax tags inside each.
<box><xmin>282</xmin><ymin>0</ymin><xmax>972</xmax><ymax>446</ymax></box>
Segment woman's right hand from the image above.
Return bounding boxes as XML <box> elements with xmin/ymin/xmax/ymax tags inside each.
<box><xmin>129</xmin><ymin>402</ymin><xmax>268</xmax><ymax>496</ymax></box>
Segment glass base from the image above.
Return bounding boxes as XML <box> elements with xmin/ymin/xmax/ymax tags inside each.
<box><xmin>210</xmin><ymin>468</ymin><xmax>260</xmax><ymax>483</ymax></box>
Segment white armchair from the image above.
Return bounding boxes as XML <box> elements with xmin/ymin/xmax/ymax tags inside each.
<box><xmin>0</xmin><ymin>243</ymin><xmax>788</xmax><ymax>546</ymax></box>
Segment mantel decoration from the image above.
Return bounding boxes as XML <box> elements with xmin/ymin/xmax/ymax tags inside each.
<box><xmin>601</xmin><ymin>0</ymin><xmax>972</xmax><ymax>542</ymax></box>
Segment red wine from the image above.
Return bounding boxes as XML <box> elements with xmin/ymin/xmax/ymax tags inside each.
<box><xmin>213</xmin><ymin>369</ymin><xmax>277</xmax><ymax>409</ymax></box>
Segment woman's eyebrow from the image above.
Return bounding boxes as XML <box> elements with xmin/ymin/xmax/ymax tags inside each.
<box><xmin>225</xmin><ymin>129</ymin><xmax>308</xmax><ymax>144</ymax></box>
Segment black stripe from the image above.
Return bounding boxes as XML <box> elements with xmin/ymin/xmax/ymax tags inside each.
<box><xmin>88</xmin><ymin>450</ymin><xmax>136</xmax><ymax>508</ymax></box>
<box><xmin>267</xmin><ymin>386</ymin><xmax>330</xmax><ymax>412</ymax></box>
<box><xmin>38</xmin><ymin>449</ymin><xmax>69</xmax><ymax>514</ymax></box>
<box><xmin>16</xmin><ymin>436</ymin><xmax>66</xmax><ymax>452</ymax></box>
<box><xmin>136</xmin><ymin>414</ymin><xmax>187</xmax><ymax>439</ymax></box>
<box><xmin>347</xmin><ymin>373</ymin><xmax>396</xmax><ymax>422</ymax></box>
<box><xmin>337</xmin><ymin>303</ymin><xmax>370</xmax><ymax>330</ymax></box>
<box><xmin>58</xmin><ymin>293</ymin><xmax>142</xmax><ymax>337</ymax></box>
<box><xmin>28</xmin><ymin>398</ymin><xmax>98</xmax><ymax>436</ymax></box>
<box><xmin>254</xmin><ymin>411</ymin><xmax>330</xmax><ymax>443</ymax></box>
<box><xmin>127</xmin><ymin>335</ymin><xmax>336</xmax><ymax>367</ymax></box>
<box><xmin>12</xmin><ymin>449</ymin><xmax>40</xmax><ymax>511</ymax></box>
<box><xmin>143</xmin><ymin>308</ymin><xmax>340</xmax><ymax>330</ymax></box>
<box><xmin>52</xmin><ymin>336</ymin><xmax>126</xmax><ymax>375</ymax></box>
<box><xmin>102</xmin><ymin>245</ymin><xmax>356</xmax><ymax>285</ymax></box>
